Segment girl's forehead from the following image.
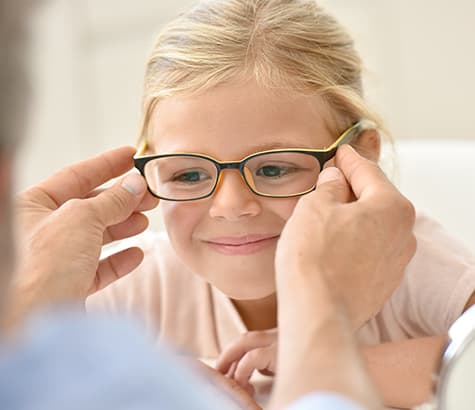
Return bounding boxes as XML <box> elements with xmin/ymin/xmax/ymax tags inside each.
<box><xmin>147</xmin><ymin>81</ymin><xmax>335</xmax><ymax>155</ymax></box>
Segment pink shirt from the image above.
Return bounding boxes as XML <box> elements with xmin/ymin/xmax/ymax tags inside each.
<box><xmin>87</xmin><ymin>212</ymin><xmax>475</xmax><ymax>404</ymax></box>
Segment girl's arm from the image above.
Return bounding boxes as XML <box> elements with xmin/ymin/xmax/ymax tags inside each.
<box><xmin>367</xmin><ymin>287</ymin><xmax>475</xmax><ymax>408</ymax></box>
<box><xmin>217</xmin><ymin>332</ymin><xmax>446</xmax><ymax>409</ymax></box>
<box><xmin>362</xmin><ymin>335</ymin><xmax>446</xmax><ymax>409</ymax></box>
<box><xmin>219</xmin><ymin>293</ymin><xmax>475</xmax><ymax>409</ymax></box>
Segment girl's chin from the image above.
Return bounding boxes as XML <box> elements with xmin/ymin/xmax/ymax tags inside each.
<box><xmin>211</xmin><ymin>281</ymin><xmax>276</xmax><ymax>300</ymax></box>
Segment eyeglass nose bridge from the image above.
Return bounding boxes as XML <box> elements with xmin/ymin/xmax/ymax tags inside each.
<box><xmin>217</xmin><ymin>161</ymin><xmax>242</xmax><ymax>170</ymax></box>
<box><xmin>213</xmin><ymin>160</ymin><xmax>257</xmax><ymax>196</ymax></box>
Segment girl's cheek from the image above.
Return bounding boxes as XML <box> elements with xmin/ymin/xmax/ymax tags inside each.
<box><xmin>269</xmin><ymin>202</ymin><xmax>298</xmax><ymax>246</ymax></box>
<box><xmin>161</xmin><ymin>201</ymin><xmax>205</xmax><ymax>238</ymax></box>
<box><xmin>269</xmin><ymin>197</ymin><xmax>300</xmax><ymax>223</ymax></box>
<box><xmin>161</xmin><ymin>203</ymin><xmax>188</xmax><ymax>235</ymax></box>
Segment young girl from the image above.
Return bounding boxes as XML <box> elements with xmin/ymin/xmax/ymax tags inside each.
<box><xmin>87</xmin><ymin>1</ymin><xmax>475</xmax><ymax>408</ymax></box>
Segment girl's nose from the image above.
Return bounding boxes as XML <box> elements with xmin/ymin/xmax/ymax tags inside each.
<box><xmin>208</xmin><ymin>170</ymin><xmax>261</xmax><ymax>221</ymax></box>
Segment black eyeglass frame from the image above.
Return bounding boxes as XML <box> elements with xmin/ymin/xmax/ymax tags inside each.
<box><xmin>134</xmin><ymin>120</ymin><xmax>373</xmax><ymax>201</ymax></box>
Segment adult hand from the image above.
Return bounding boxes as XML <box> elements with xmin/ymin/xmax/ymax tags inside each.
<box><xmin>11</xmin><ymin>146</ymin><xmax>158</xmax><ymax>317</ymax></box>
<box><xmin>276</xmin><ymin>145</ymin><xmax>417</xmax><ymax>330</ymax></box>
<box><xmin>271</xmin><ymin>145</ymin><xmax>416</xmax><ymax>409</ymax></box>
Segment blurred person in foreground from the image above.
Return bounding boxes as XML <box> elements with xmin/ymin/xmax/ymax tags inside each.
<box><xmin>0</xmin><ymin>1</ymin><xmax>416</xmax><ymax>410</ymax></box>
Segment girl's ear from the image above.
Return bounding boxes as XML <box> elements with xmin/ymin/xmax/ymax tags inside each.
<box><xmin>353</xmin><ymin>128</ymin><xmax>380</xmax><ymax>162</ymax></box>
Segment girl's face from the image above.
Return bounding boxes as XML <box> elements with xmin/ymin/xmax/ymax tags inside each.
<box><xmin>148</xmin><ymin>79</ymin><xmax>338</xmax><ymax>300</ymax></box>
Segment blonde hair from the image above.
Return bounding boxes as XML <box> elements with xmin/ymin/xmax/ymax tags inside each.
<box><xmin>138</xmin><ymin>0</ymin><xmax>386</xmax><ymax>149</ymax></box>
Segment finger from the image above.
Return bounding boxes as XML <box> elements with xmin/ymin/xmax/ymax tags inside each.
<box><xmin>128</xmin><ymin>190</ymin><xmax>159</xmax><ymax>212</ymax></box>
<box><xmin>91</xmin><ymin>246</ymin><xmax>144</xmax><ymax>293</ymax></box>
<box><xmin>226</xmin><ymin>361</ymin><xmax>238</xmax><ymax>378</ymax></box>
<box><xmin>312</xmin><ymin>166</ymin><xmax>353</xmax><ymax>204</ymax></box>
<box><xmin>32</xmin><ymin>146</ymin><xmax>136</xmax><ymax>207</ymax></box>
<box><xmin>335</xmin><ymin>144</ymin><xmax>392</xmax><ymax>200</ymax></box>
<box><xmin>87</xmin><ymin>180</ymin><xmax>159</xmax><ymax>212</ymax></box>
<box><xmin>103</xmin><ymin>212</ymin><xmax>149</xmax><ymax>245</ymax></box>
<box><xmin>336</xmin><ymin>145</ymin><xmax>416</xmax><ymax>229</ymax></box>
<box><xmin>224</xmin><ymin>379</ymin><xmax>257</xmax><ymax>409</ymax></box>
<box><xmin>87</xmin><ymin>173</ymin><xmax>148</xmax><ymax>228</ymax></box>
<box><xmin>216</xmin><ymin>331</ymin><xmax>276</xmax><ymax>374</ymax></box>
<box><xmin>241</xmin><ymin>382</ymin><xmax>255</xmax><ymax>400</ymax></box>
<box><xmin>234</xmin><ymin>347</ymin><xmax>274</xmax><ymax>388</ymax></box>
<box><xmin>192</xmin><ymin>361</ymin><xmax>261</xmax><ymax>410</ymax></box>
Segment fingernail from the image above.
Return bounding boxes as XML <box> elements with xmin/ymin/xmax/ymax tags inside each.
<box><xmin>122</xmin><ymin>174</ymin><xmax>146</xmax><ymax>195</ymax></box>
<box><xmin>318</xmin><ymin>167</ymin><xmax>343</xmax><ymax>185</ymax></box>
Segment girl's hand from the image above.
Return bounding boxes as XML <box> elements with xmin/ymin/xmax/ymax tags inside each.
<box><xmin>191</xmin><ymin>360</ymin><xmax>263</xmax><ymax>410</ymax></box>
<box><xmin>216</xmin><ymin>329</ymin><xmax>277</xmax><ymax>395</ymax></box>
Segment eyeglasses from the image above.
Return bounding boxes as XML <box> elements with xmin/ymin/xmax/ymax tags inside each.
<box><xmin>134</xmin><ymin>120</ymin><xmax>374</xmax><ymax>201</ymax></box>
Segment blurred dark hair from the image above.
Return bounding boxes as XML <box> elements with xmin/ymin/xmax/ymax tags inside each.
<box><xmin>0</xmin><ymin>0</ymin><xmax>32</xmax><ymax>150</ymax></box>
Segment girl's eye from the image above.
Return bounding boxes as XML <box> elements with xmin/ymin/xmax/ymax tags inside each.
<box><xmin>256</xmin><ymin>165</ymin><xmax>295</xmax><ymax>178</ymax></box>
<box><xmin>172</xmin><ymin>170</ymin><xmax>210</xmax><ymax>183</ymax></box>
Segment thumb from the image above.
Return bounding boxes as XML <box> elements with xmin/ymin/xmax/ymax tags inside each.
<box><xmin>314</xmin><ymin>166</ymin><xmax>352</xmax><ymax>204</ymax></box>
<box><xmin>88</xmin><ymin>173</ymin><xmax>148</xmax><ymax>227</ymax></box>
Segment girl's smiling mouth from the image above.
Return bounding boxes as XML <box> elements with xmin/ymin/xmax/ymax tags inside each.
<box><xmin>204</xmin><ymin>234</ymin><xmax>280</xmax><ymax>256</ymax></box>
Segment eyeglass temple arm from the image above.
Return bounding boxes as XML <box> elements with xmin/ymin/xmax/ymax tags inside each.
<box><xmin>135</xmin><ymin>140</ymin><xmax>148</xmax><ymax>157</ymax></box>
<box><xmin>326</xmin><ymin>120</ymin><xmax>376</xmax><ymax>151</ymax></box>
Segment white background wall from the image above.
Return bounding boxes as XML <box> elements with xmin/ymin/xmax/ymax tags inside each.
<box><xmin>17</xmin><ymin>0</ymin><xmax>475</xmax><ymax>249</ymax></box>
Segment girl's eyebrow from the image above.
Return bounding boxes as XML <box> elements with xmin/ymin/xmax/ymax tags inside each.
<box><xmin>247</xmin><ymin>141</ymin><xmax>314</xmax><ymax>151</ymax></box>
<box><xmin>145</xmin><ymin>139</ymin><xmax>317</xmax><ymax>154</ymax></box>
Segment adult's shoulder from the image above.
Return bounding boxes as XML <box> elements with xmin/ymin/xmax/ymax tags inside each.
<box><xmin>0</xmin><ymin>310</ymin><xmax>230</xmax><ymax>410</ymax></box>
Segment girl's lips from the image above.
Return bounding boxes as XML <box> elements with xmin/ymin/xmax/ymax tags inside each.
<box><xmin>205</xmin><ymin>235</ymin><xmax>280</xmax><ymax>256</ymax></box>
